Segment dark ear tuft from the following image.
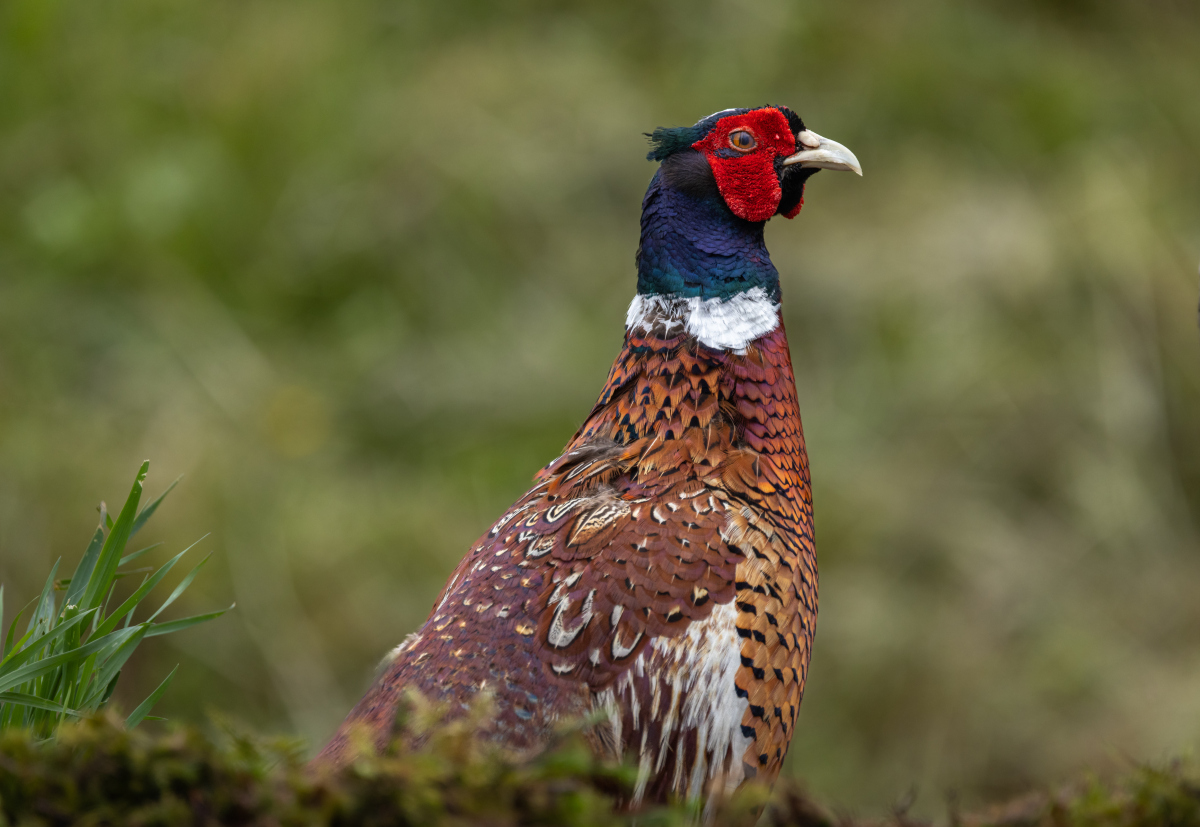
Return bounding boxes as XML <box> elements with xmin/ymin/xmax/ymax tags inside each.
<box><xmin>646</xmin><ymin>108</ymin><xmax>754</xmax><ymax>162</ymax></box>
<box><xmin>645</xmin><ymin>126</ymin><xmax>703</xmax><ymax>162</ymax></box>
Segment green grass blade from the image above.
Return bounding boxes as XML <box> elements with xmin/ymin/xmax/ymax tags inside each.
<box><xmin>146</xmin><ymin>549</ymin><xmax>211</xmax><ymax>623</ymax></box>
<box><xmin>130</xmin><ymin>476</ymin><xmax>181</xmax><ymax>540</ymax></box>
<box><xmin>0</xmin><ymin>631</ymin><xmax>117</xmax><ymax>695</ymax></box>
<box><xmin>79</xmin><ymin>626</ymin><xmax>146</xmax><ymax>709</ymax></box>
<box><xmin>26</xmin><ymin>559</ymin><xmax>61</xmax><ymax>635</ymax></box>
<box><xmin>93</xmin><ymin>542</ymin><xmax>203</xmax><ymax>638</ymax></box>
<box><xmin>125</xmin><ymin>664</ymin><xmax>177</xmax><ymax>728</ymax></box>
<box><xmin>0</xmin><ymin>691</ymin><xmax>84</xmax><ymax>717</ymax></box>
<box><xmin>75</xmin><ymin>650</ymin><xmax>100</xmax><ymax>708</ymax></box>
<box><xmin>64</xmin><ymin>515</ymin><xmax>106</xmax><ymax>609</ymax></box>
<box><xmin>145</xmin><ymin>605</ymin><xmax>233</xmax><ymax>637</ymax></box>
<box><xmin>119</xmin><ymin>542</ymin><xmax>162</xmax><ymax>568</ymax></box>
<box><xmin>80</xmin><ymin>462</ymin><xmax>148</xmax><ymax>614</ymax></box>
<box><xmin>99</xmin><ymin>672</ymin><xmax>120</xmax><ymax>706</ymax></box>
<box><xmin>113</xmin><ymin>568</ymin><xmax>153</xmax><ymax>579</ymax></box>
<box><xmin>4</xmin><ymin>610</ymin><xmax>29</xmax><ymax>663</ymax></box>
<box><xmin>0</xmin><ymin>608</ymin><xmax>97</xmax><ymax>672</ymax></box>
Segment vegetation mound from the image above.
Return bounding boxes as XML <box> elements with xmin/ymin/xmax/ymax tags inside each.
<box><xmin>2</xmin><ymin>712</ymin><xmax>1198</xmax><ymax>827</ymax></box>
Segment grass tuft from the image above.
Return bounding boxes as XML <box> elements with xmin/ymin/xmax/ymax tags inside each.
<box><xmin>0</xmin><ymin>462</ymin><xmax>230</xmax><ymax>737</ymax></box>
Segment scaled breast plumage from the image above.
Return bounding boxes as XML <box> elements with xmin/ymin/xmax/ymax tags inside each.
<box><xmin>319</xmin><ymin>297</ymin><xmax>816</xmax><ymax>801</ymax></box>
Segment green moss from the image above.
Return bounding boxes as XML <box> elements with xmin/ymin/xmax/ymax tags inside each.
<box><xmin>1</xmin><ymin>708</ymin><xmax>1197</xmax><ymax>826</ymax></box>
<box><xmin>0</xmin><ymin>711</ymin><xmax>718</xmax><ymax>826</ymax></box>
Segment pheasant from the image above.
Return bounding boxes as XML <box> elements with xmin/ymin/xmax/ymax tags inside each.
<box><xmin>317</xmin><ymin>106</ymin><xmax>861</xmax><ymax>804</ymax></box>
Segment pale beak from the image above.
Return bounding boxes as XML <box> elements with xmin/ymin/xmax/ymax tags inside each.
<box><xmin>782</xmin><ymin>130</ymin><xmax>862</xmax><ymax>176</ymax></box>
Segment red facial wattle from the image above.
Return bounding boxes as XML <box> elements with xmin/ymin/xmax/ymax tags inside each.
<box><xmin>690</xmin><ymin>109</ymin><xmax>798</xmax><ymax>223</ymax></box>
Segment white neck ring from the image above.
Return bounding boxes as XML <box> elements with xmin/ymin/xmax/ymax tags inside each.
<box><xmin>625</xmin><ymin>287</ymin><xmax>780</xmax><ymax>353</ymax></box>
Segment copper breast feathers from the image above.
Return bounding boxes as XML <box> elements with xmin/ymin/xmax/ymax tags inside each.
<box><xmin>320</xmin><ymin>316</ymin><xmax>817</xmax><ymax>803</ymax></box>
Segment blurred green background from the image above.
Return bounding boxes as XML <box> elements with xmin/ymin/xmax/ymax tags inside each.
<box><xmin>2</xmin><ymin>0</ymin><xmax>1199</xmax><ymax>816</ymax></box>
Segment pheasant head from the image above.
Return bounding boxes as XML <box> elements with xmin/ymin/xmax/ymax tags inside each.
<box><xmin>646</xmin><ymin>105</ymin><xmax>861</xmax><ymax>223</ymax></box>
<box><xmin>635</xmin><ymin>104</ymin><xmax>860</xmax><ymax>330</ymax></box>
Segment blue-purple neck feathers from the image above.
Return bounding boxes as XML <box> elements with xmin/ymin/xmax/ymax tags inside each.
<box><xmin>635</xmin><ymin>168</ymin><xmax>780</xmax><ymax>301</ymax></box>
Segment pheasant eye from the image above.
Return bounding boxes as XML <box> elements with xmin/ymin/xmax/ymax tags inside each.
<box><xmin>729</xmin><ymin>130</ymin><xmax>756</xmax><ymax>152</ymax></box>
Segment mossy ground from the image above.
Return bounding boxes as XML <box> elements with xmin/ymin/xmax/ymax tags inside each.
<box><xmin>1</xmin><ymin>713</ymin><xmax>1196</xmax><ymax>827</ymax></box>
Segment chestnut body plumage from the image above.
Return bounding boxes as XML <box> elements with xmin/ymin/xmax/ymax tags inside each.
<box><xmin>318</xmin><ymin>106</ymin><xmax>861</xmax><ymax>804</ymax></box>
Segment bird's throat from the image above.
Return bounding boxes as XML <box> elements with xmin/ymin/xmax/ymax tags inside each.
<box><xmin>635</xmin><ymin>167</ymin><xmax>781</xmax><ymax>302</ymax></box>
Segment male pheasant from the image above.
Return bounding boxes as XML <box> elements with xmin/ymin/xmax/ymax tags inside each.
<box><xmin>318</xmin><ymin>106</ymin><xmax>861</xmax><ymax>804</ymax></box>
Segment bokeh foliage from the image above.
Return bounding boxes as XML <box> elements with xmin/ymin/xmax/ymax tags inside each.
<box><xmin>0</xmin><ymin>0</ymin><xmax>1197</xmax><ymax>817</ymax></box>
